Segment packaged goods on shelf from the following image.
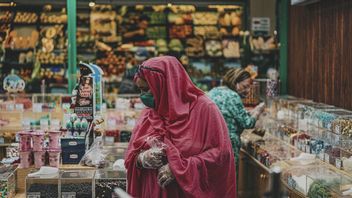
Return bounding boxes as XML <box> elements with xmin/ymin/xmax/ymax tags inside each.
<box><xmin>0</xmin><ymin>168</ymin><xmax>16</xmax><ymax>198</ymax></box>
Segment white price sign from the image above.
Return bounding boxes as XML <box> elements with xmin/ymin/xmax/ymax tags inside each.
<box><xmin>62</xmin><ymin>192</ymin><xmax>76</xmax><ymax>198</ymax></box>
<box><xmin>33</xmin><ymin>103</ymin><xmax>43</xmax><ymax>112</ymax></box>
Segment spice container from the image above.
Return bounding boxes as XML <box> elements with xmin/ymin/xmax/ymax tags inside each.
<box><xmin>332</xmin><ymin>117</ymin><xmax>352</xmax><ymax>136</ymax></box>
<box><xmin>26</xmin><ymin>172</ymin><xmax>59</xmax><ymax>198</ymax></box>
<box><xmin>0</xmin><ymin>170</ymin><xmax>16</xmax><ymax>198</ymax></box>
<box><xmin>60</xmin><ymin>170</ymin><xmax>95</xmax><ymax>198</ymax></box>
<box><xmin>94</xmin><ymin>170</ymin><xmax>127</xmax><ymax>198</ymax></box>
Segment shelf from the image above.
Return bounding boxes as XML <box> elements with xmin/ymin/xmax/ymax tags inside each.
<box><xmin>12</xmin><ymin>22</ymin><xmax>37</xmax><ymax>25</ymax></box>
<box><xmin>4</xmin><ymin>48</ymin><xmax>35</xmax><ymax>52</ymax></box>
<box><xmin>1</xmin><ymin>62</ymin><xmax>33</xmax><ymax>67</ymax></box>
<box><xmin>40</xmin><ymin>63</ymin><xmax>65</xmax><ymax>68</ymax></box>
<box><xmin>39</xmin><ymin>22</ymin><xmax>67</xmax><ymax>25</ymax></box>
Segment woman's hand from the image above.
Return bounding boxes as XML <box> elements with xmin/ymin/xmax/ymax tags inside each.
<box><xmin>157</xmin><ymin>164</ymin><xmax>175</xmax><ymax>188</ymax></box>
<box><xmin>137</xmin><ymin>148</ymin><xmax>165</xmax><ymax>169</ymax></box>
<box><xmin>251</xmin><ymin>102</ymin><xmax>265</xmax><ymax>119</ymax></box>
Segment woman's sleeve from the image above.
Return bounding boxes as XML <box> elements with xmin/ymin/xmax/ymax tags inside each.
<box><xmin>229</xmin><ymin>94</ymin><xmax>256</xmax><ymax>130</ymax></box>
<box><xmin>165</xmin><ymin>103</ymin><xmax>236</xmax><ymax>197</ymax></box>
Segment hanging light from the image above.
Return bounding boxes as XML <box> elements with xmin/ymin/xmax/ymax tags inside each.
<box><xmin>89</xmin><ymin>1</ymin><xmax>96</xmax><ymax>7</ymax></box>
<box><xmin>167</xmin><ymin>3</ymin><xmax>172</xmax><ymax>8</ymax></box>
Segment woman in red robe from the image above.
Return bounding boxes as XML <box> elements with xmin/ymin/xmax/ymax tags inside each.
<box><xmin>124</xmin><ymin>56</ymin><xmax>236</xmax><ymax>198</ymax></box>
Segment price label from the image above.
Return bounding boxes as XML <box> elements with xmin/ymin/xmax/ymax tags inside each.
<box><xmin>305</xmin><ymin>145</ymin><xmax>311</xmax><ymax>153</ymax></box>
<box><xmin>33</xmin><ymin>103</ymin><xmax>43</xmax><ymax>113</ymax></box>
<box><xmin>318</xmin><ymin>152</ymin><xmax>324</xmax><ymax>161</ymax></box>
<box><xmin>6</xmin><ymin>104</ymin><xmax>14</xmax><ymax>111</ymax></box>
<box><xmin>324</xmin><ymin>153</ymin><xmax>330</xmax><ymax>163</ymax></box>
<box><xmin>293</xmin><ymin>139</ymin><xmax>298</xmax><ymax>147</ymax></box>
<box><xmin>62</xmin><ymin>192</ymin><xmax>76</xmax><ymax>198</ymax></box>
<box><xmin>40</xmin><ymin>119</ymin><xmax>49</xmax><ymax>130</ymax></box>
<box><xmin>15</xmin><ymin>104</ymin><xmax>24</xmax><ymax>111</ymax></box>
<box><xmin>27</xmin><ymin>192</ymin><xmax>41</xmax><ymax>198</ymax></box>
<box><xmin>336</xmin><ymin>159</ymin><xmax>342</xmax><ymax>169</ymax></box>
<box><xmin>334</xmin><ymin>125</ymin><xmax>341</xmax><ymax>134</ymax></box>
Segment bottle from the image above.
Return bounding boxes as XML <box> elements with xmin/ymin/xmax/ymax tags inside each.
<box><xmin>263</xmin><ymin>166</ymin><xmax>288</xmax><ymax>198</ymax></box>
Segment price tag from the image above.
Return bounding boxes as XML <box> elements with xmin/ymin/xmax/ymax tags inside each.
<box><xmin>27</xmin><ymin>192</ymin><xmax>41</xmax><ymax>198</ymax></box>
<box><xmin>336</xmin><ymin>159</ymin><xmax>342</xmax><ymax>169</ymax></box>
<box><xmin>61</xmin><ymin>192</ymin><xmax>76</xmax><ymax>198</ymax></box>
<box><xmin>324</xmin><ymin>153</ymin><xmax>330</xmax><ymax>163</ymax></box>
<box><xmin>40</xmin><ymin>119</ymin><xmax>49</xmax><ymax>130</ymax></box>
<box><xmin>6</xmin><ymin>104</ymin><xmax>14</xmax><ymax>111</ymax></box>
<box><xmin>318</xmin><ymin>151</ymin><xmax>324</xmax><ymax>161</ymax></box>
<box><xmin>105</xmin><ymin>136</ymin><xmax>115</xmax><ymax>144</ymax></box>
<box><xmin>33</xmin><ymin>103</ymin><xmax>43</xmax><ymax>113</ymax></box>
<box><xmin>334</xmin><ymin>125</ymin><xmax>341</xmax><ymax>134</ymax></box>
<box><xmin>15</xmin><ymin>104</ymin><xmax>24</xmax><ymax>111</ymax></box>
<box><xmin>305</xmin><ymin>145</ymin><xmax>311</xmax><ymax>153</ymax></box>
<box><xmin>22</xmin><ymin>119</ymin><xmax>31</xmax><ymax>130</ymax></box>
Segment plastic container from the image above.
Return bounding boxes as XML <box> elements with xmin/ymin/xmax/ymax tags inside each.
<box><xmin>20</xmin><ymin>151</ymin><xmax>31</xmax><ymax>168</ymax></box>
<box><xmin>48</xmin><ymin>149</ymin><xmax>61</xmax><ymax>168</ymax></box>
<box><xmin>18</xmin><ymin>131</ymin><xmax>32</xmax><ymax>151</ymax></box>
<box><xmin>31</xmin><ymin>131</ymin><xmax>45</xmax><ymax>152</ymax></box>
<box><xmin>48</xmin><ymin>130</ymin><xmax>61</xmax><ymax>149</ymax></box>
<box><xmin>94</xmin><ymin>170</ymin><xmax>127</xmax><ymax>197</ymax></box>
<box><xmin>60</xmin><ymin>170</ymin><xmax>95</xmax><ymax>198</ymax></box>
<box><xmin>0</xmin><ymin>170</ymin><xmax>16</xmax><ymax>198</ymax></box>
<box><xmin>26</xmin><ymin>172</ymin><xmax>59</xmax><ymax>198</ymax></box>
<box><xmin>33</xmin><ymin>150</ymin><xmax>46</xmax><ymax>169</ymax></box>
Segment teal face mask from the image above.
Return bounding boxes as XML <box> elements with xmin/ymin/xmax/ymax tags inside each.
<box><xmin>140</xmin><ymin>91</ymin><xmax>155</xmax><ymax>108</ymax></box>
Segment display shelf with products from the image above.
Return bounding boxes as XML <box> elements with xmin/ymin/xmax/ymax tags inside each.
<box><xmin>241</xmin><ymin>96</ymin><xmax>352</xmax><ymax>197</ymax></box>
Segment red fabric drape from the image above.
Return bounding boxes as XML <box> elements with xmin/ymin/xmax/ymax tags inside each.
<box><xmin>125</xmin><ymin>56</ymin><xmax>236</xmax><ymax>198</ymax></box>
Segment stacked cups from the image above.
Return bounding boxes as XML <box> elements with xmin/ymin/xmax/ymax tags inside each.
<box><xmin>18</xmin><ymin>131</ymin><xmax>32</xmax><ymax>168</ymax></box>
<box><xmin>48</xmin><ymin>131</ymin><xmax>61</xmax><ymax>167</ymax></box>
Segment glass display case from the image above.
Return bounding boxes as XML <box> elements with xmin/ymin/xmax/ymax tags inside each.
<box><xmin>102</xmin><ymin>143</ymin><xmax>128</xmax><ymax>168</ymax></box>
<box><xmin>282</xmin><ymin>165</ymin><xmax>352</xmax><ymax>197</ymax></box>
<box><xmin>0</xmin><ymin>169</ymin><xmax>16</xmax><ymax>198</ymax></box>
<box><xmin>26</xmin><ymin>173</ymin><xmax>59</xmax><ymax>198</ymax></box>
<box><xmin>60</xmin><ymin>170</ymin><xmax>95</xmax><ymax>198</ymax></box>
<box><xmin>94</xmin><ymin>170</ymin><xmax>127</xmax><ymax>198</ymax></box>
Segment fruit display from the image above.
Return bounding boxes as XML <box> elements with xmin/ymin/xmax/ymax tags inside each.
<box><xmin>193</xmin><ymin>26</ymin><xmax>220</xmax><ymax>39</ymax></box>
<box><xmin>220</xmin><ymin>26</ymin><xmax>240</xmax><ymax>37</ymax></box>
<box><xmin>168</xmin><ymin>39</ymin><xmax>183</xmax><ymax>52</ymax></box>
<box><xmin>96</xmin><ymin>52</ymin><xmax>126</xmax><ymax>76</ymax></box>
<box><xmin>168</xmin><ymin>13</ymin><xmax>193</xmax><ymax>25</ymax></box>
<box><xmin>192</xmin><ymin>12</ymin><xmax>218</xmax><ymax>25</ymax></box>
<box><xmin>146</xmin><ymin>26</ymin><xmax>167</xmax><ymax>39</ymax></box>
<box><xmin>185</xmin><ymin>37</ymin><xmax>204</xmax><ymax>57</ymax></box>
<box><xmin>0</xmin><ymin>11</ymin><xmax>13</xmax><ymax>23</ymax></box>
<box><xmin>205</xmin><ymin>40</ymin><xmax>222</xmax><ymax>57</ymax></box>
<box><xmin>4</xmin><ymin>30</ymin><xmax>39</xmax><ymax>49</ymax></box>
<box><xmin>147</xmin><ymin>12</ymin><xmax>166</xmax><ymax>24</ymax></box>
<box><xmin>169</xmin><ymin>25</ymin><xmax>192</xmax><ymax>38</ymax></box>
<box><xmin>218</xmin><ymin>12</ymin><xmax>242</xmax><ymax>26</ymax></box>
<box><xmin>169</xmin><ymin>5</ymin><xmax>196</xmax><ymax>13</ymax></box>
<box><xmin>14</xmin><ymin>12</ymin><xmax>38</xmax><ymax>24</ymax></box>
<box><xmin>222</xmin><ymin>39</ymin><xmax>240</xmax><ymax>58</ymax></box>
<box><xmin>36</xmin><ymin>51</ymin><xmax>65</xmax><ymax>65</ymax></box>
<box><xmin>40</xmin><ymin>12</ymin><xmax>67</xmax><ymax>24</ymax></box>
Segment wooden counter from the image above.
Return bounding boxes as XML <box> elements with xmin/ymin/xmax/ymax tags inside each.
<box><xmin>238</xmin><ymin>149</ymin><xmax>305</xmax><ymax>198</ymax></box>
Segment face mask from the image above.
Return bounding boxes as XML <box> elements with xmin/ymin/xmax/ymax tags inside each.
<box><xmin>140</xmin><ymin>91</ymin><xmax>155</xmax><ymax>108</ymax></box>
